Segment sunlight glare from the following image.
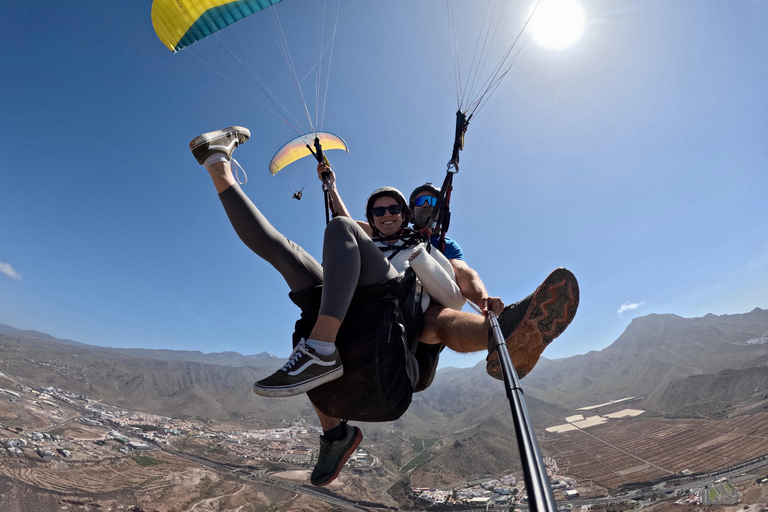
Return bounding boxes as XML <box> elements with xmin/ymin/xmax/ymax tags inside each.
<box><xmin>529</xmin><ymin>0</ymin><xmax>585</xmax><ymax>50</ymax></box>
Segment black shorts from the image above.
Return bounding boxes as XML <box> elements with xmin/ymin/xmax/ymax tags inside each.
<box><xmin>288</xmin><ymin>270</ymin><xmax>432</xmax><ymax>422</ymax></box>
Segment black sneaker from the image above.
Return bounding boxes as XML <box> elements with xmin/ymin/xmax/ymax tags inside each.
<box><xmin>253</xmin><ymin>339</ymin><xmax>343</xmax><ymax>397</ymax></box>
<box><xmin>310</xmin><ymin>422</ymin><xmax>363</xmax><ymax>486</ymax></box>
<box><xmin>189</xmin><ymin>126</ymin><xmax>250</xmax><ymax>165</ymax></box>
<box><xmin>487</xmin><ymin>268</ymin><xmax>579</xmax><ymax>380</ymax></box>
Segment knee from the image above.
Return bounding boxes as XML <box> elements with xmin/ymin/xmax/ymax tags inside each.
<box><xmin>324</xmin><ymin>217</ymin><xmax>368</xmax><ymax>252</ymax></box>
<box><xmin>324</xmin><ymin>217</ymin><xmax>360</xmax><ymax>252</ymax></box>
<box><xmin>325</xmin><ymin>216</ymin><xmax>357</xmax><ymax>235</ymax></box>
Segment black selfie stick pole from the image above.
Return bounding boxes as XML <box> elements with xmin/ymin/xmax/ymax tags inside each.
<box><xmin>488</xmin><ymin>310</ymin><xmax>557</xmax><ymax>512</ymax></box>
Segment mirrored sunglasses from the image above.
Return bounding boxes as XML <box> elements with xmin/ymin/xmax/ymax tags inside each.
<box><xmin>371</xmin><ymin>204</ymin><xmax>404</xmax><ymax>216</ymax></box>
<box><xmin>414</xmin><ymin>195</ymin><xmax>437</xmax><ymax>207</ymax></box>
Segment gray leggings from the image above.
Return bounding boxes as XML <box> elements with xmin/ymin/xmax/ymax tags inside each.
<box><xmin>219</xmin><ymin>185</ymin><xmax>399</xmax><ymax>321</ymax></box>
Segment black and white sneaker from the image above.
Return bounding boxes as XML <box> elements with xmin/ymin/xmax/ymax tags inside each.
<box><xmin>253</xmin><ymin>339</ymin><xmax>343</xmax><ymax>397</ymax></box>
<box><xmin>189</xmin><ymin>126</ymin><xmax>250</xmax><ymax>165</ymax></box>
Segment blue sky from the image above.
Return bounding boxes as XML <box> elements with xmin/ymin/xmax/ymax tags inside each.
<box><xmin>2</xmin><ymin>0</ymin><xmax>767</xmax><ymax>371</ymax></box>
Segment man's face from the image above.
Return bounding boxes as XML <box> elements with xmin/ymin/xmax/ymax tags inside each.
<box><xmin>413</xmin><ymin>193</ymin><xmax>437</xmax><ymax>229</ymax></box>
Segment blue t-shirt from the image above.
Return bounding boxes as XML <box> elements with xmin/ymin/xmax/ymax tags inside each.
<box><xmin>430</xmin><ymin>235</ymin><xmax>464</xmax><ymax>261</ymax></box>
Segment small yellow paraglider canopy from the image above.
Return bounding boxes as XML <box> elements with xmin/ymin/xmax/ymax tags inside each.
<box><xmin>269</xmin><ymin>132</ymin><xmax>348</xmax><ymax>175</ymax></box>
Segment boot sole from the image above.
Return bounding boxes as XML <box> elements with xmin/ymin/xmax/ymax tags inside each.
<box><xmin>487</xmin><ymin>268</ymin><xmax>579</xmax><ymax>379</ymax></box>
<box><xmin>312</xmin><ymin>427</ymin><xmax>363</xmax><ymax>487</ymax></box>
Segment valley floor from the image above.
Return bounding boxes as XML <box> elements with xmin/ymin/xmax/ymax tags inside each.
<box><xmin>541</xmin><ymin>411</ymin><xmax>768</xmax><ymax>493</ymax></box>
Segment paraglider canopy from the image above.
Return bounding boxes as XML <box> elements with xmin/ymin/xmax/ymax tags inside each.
<box><xmin>151</xmin><ymin>0</ymin><xmax>284</xmax><ymax>53</ymax></box>
<box><xmin>269</xmin><ymin>132</ymin><xmax>348</xmax><ymax>175</ymax></box>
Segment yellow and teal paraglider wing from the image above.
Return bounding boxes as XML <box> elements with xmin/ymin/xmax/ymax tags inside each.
<box><xmin>152</xmin><ymin>0</ymin><xmax>284</xmax><ymax>53</ymax></box>
<box><xmin>269</xmin><ymin>132</ymin><xmax>349</xmax><ymax>175</ymax></box>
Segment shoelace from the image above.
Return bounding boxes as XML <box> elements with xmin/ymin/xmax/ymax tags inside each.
<box><xmin>231</xmin><ymin>157</ymin><xmax>248</xmax><ymax>185</ymax></box>
<box><xmin>281</xmin><ymin>340</ymin><xmax>309</xmax><ymax>371</ymax></box>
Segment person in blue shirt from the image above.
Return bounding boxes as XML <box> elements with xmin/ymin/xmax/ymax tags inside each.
<box><xmin>408</xmin><ymin>183</ymin><xmax>574</xmax><ymax>382</ymax></box>
<box><xmin>411</xmin><ymin>184</ymin><xmax>465</xmax><ymax>261</ymax></box>
<box><xmin>409</xmin><ymin>183</ymin><xmax>501</xmax><ymax>315</ymax></box>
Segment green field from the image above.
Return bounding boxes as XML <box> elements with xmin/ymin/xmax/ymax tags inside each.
<box><xmin>708</xmin><ymin>482</ymin><xmax>737</xmax><ymax>503</ymax></box>
<box><xmin>411</xmin><ymin>438</ymin><xmax>436</xmax><ymax>452</ymax></box>
<box><xmin>400</xmin><ymin>438</ymin><xmax>437</xmax><ymax>473</ymax></box>
<box><xmin>133</xmin><ymin>455</ymin><xmax>166</xmax><ymax>467</ymax></box>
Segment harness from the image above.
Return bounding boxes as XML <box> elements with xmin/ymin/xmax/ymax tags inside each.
<box><xmin>292</xmin><ymin>115</ymin><xmax>471</xmax><ymax>421</ymax></box>
<box><xmin>288</xmin><ymin>269</ymin><xmax>425</xmax><ymax>422</ymax></box>
<box><xmin>372</xmin><ymin>228</ymin><xmax>425</xmax><ymax>266</ymax></box>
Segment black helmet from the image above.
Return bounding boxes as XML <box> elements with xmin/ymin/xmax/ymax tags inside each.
<box><xmin>365</xmin><ymin>187</ymin><xmax>412</xmax><ymax>232</ymax></box>
<box><xmin>409</xmin><ymin>182</ymin><xmax>440</xmax><ymax>210</ymax></box>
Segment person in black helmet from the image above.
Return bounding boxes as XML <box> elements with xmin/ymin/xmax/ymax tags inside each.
<box><xmin>409</xmin><ymin>183</ymin><xmax>465</xmax><ymax>259</ymax></box>
<box><xmin>409</xmin><ymin>183</ymin><xmax>502</xmax><ymax>316</ymax></box>
<box><xmin>408</xmin><ymin>183</ymin><xmax>577</xmax><ymax>382</ymax></box>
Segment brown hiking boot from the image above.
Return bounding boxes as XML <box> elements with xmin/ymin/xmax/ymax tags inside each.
<box><xmin>487</xmin><ymin>268</ymin><xmax>579</xmax><ymax>380</ymax></box>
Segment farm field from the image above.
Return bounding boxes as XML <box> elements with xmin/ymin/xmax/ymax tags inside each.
<box><xmin>541</xmin><ymin>411</ymin><xmax>768</xmax><ymax>491</ymax></box>
<box><xmin>400</xmin><ymin>438</ymin><xmax>437</xmax><ymax>473</ymax></box>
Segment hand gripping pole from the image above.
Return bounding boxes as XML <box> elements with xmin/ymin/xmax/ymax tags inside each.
<box><xmin>307</xmin><ymin>137</ymin><xmax>334</xmax><ymax>225</ymax></box>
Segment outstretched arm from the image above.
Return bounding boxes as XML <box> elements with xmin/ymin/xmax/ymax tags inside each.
<box><xmin>450</xmin><ymin>258</ymin><xmax>504</xmax><ymax>316</ymax></box>
<box><xmin>318</xmin><ymin>163</ymin><xmax>373</xmax><ymax>236</ymax></box>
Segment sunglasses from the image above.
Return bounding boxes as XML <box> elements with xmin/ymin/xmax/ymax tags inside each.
<box><xmin>371</xmin><ymin>204</ymin><xmax>404</xmax><ymax>216</ymax></box>
<box><xmin>414</xmin><ymin>195</ymin><xmax>437</xmax><ymax>207</ymax></box>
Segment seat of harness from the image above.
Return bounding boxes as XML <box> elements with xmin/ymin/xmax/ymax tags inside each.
<box><xmin>287</xmin><ymin>270</ymin><xmax>425</xmax><ymax>422</ymax></box>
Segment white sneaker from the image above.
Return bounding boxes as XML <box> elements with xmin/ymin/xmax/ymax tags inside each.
<box><xmin>189</xmin><ymin>126</ymin><xmax>250</xmax><ymax>165</ymax></box>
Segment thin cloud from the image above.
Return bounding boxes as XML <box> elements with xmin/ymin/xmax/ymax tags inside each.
<box><xmin>0</xmin><ymin>261</ymin><xmax>22</xmax><ymax>281</ymax></box>
<box><xmin>617</xmin><ymin>301</ymin><xmax>644</xmax><ymax>315</ymax></box>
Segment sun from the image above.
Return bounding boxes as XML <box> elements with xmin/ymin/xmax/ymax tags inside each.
<box><xmin>528</xmin><ymin>0</ymin><xmax>585</xmax><ymax>50</ymax></box>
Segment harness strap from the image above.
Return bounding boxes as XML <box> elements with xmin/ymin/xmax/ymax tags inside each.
<box><xmin>372</xmin><ymin>229</ymin><xmax>427</xmax><ymax>261</ymax></box>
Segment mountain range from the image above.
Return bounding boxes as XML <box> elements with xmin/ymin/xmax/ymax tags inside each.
<box><xmin>2</xmin><ymin>307</ymin><xmax>768</xmax><ymax>482</ymax></box>
<box><xmin>521</xmin><ymin>308</ymin><xmax>768</xmax><ymax>412</ymax></box>
<box><xmin>3</xmin><ymin>308</ymin><xmax>768</xmax><ymax>423</ymax></box>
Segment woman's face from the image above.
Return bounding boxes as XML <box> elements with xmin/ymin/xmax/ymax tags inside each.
<box><xmin>371</xmin><ymin>195</ymin><xmax>404</xmax><ymax>237</ymax></box>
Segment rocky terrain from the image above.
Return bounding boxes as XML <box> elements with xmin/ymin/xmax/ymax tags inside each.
<box><xmin>1</xmin><ymin>307</ymin><xmax>768</xmax><ymax>511</ymax></box>
<box><xmin>522</xmin><ymin>308</ymin><xmax>768</xmax><ymax>410</ymax></box>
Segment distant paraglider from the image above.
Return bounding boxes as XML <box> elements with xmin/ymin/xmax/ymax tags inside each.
<box><xmin>151</xmin><ymin>0</ymin><xmax>347</xmax><ymax>178</ymax></box>
<box><xmin>269</xmin><ymin>132</ymin><xmax>348</xmax><ymax>176</ymax></box>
